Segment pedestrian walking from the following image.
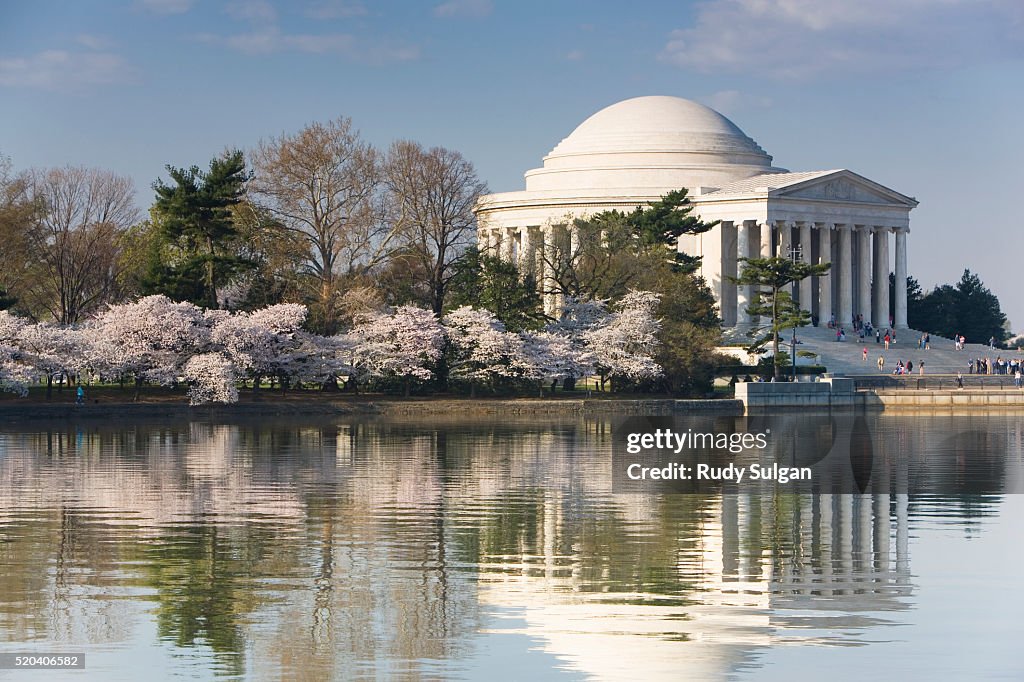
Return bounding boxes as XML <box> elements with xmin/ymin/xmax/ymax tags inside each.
<box><xmin>76</xmin><ymin>385</ymin><xmax>84</xmax><ymax>406</ymax></box>
<box><xmin>877</xmin><ymin>356</ymin><xmax>885</xmax><ymax>373</ymax></box>
<box><xmin>957</xmin><ymin>372</ymin><xmax>964</xmax><ymax>389</ymax></box>
<box><xmin>884</xmin><ymin>333</ymin><xmax>890</xmax><ymax>350</ymax></box>
<box><xmin>919</xmin><ymin>361</ymin><xmax>925</xmax><ymax>375</ymax></box>
<box><xmin>862</xmin><ymin>347</ymin><xmax>868</xmax><ymax>362</ymax></box>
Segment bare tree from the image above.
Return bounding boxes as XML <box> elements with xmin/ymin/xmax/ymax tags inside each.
<box><xmin>0</xmin><ymin>156</ymin><xmax>42</xmax><ymax>310</ymax></box>
<box><xmin>384</xmin><ymin>141</ymin><xmax>486</xmax><ymax>314</ymax></box>
<box><xmin>249</xmin><ymin>117</ymin><xmax>397</xmax><ymax>331</ymax></box>
<box><xmin>26</xmin><ymin>167</ymin><xmax>138</xmax><ymax>324</ymax></box>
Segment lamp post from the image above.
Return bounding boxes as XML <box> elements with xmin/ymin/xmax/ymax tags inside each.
<box><xmin>788</xmin><ymin>243</ymin><xmax>803</xmax><ymax>381</ymax></box>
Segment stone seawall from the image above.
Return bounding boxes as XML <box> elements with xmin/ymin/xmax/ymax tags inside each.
<box><xmin>735</xmin><ymin>379</ymin><xmax>1024</xmax><ymax>412</ymax></box>
<box><xmin>0</xmin><ymin>398</ymin><xmax>745</xmax><ymax>423</ymax></box>
<box><xmin>868</xmin><ymin>390</ymin><xmax>1024</xmax><ymax>409</ymax></box>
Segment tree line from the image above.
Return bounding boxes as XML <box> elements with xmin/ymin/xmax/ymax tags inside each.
<box><xmin>0</xmin><ymin>117</ymin><xmax>729</xmax><ymax>397</ymax></box>
<box><xmin>895</xmin><ymin>270</ymin><xmax>1011</xmax><ymax>346</ymax></box>
<box><xmin>0</xmin><ymin>293</ymin><xmax>662</xmax><ymax>403</ymax></box>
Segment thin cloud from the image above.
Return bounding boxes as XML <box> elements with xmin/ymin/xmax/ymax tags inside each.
<box><xmin>76</xmin><ymin>34</ymin><xmax>110</xmax><ymax>50</ymax></box>
<box><xmin>195</xmin><ymin>28</ymin><xmax>419</xmax><ymax>63</ymax></box>
<box><xmin>225</xmin><ymin>0</ymin><xmax>277</xmax><ymax>24</ymax></box>
<box><xmin>0</xmin><ymin>50</ymin><xmax>136</xmax><ymax>90</ymax></box>
<box><xmin>700</xmin><ymin>90</ymin><xmax>772</xmax><ymax>116</ymax></box>
<box><xmin>565</xmin><ymin>50</ymin><xmax>584</xmax><ymax>62</ymax></box>
<box><xmin>433</xmin><ymin>0</ymin><xmax>493</xmax><ymax>19</ymax></box>
<box><xmin>304</xmin><ymin>0</ymin><xmax>368</xmax><ymax>19</ymax></box>
<box><xmin>661</xmin><ymin>0</ymin><xmax>1024</xmax><ymax>80</ymax></box>
<box><xmin>137</xmin><ymin>0</ymin><xmax>192</xmax><ymax>14</ymax></box>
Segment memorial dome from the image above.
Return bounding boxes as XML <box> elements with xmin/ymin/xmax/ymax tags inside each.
<box><xmin>524</xmin><ymin>96</ymin><xmax>782</xmax><ymax>193</ymax></box>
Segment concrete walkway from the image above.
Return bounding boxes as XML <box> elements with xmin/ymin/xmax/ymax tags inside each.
<box><xmin>733</xmin><ymin>326</ymin><xmax>1022</xmax><ymax>376</ymax></box>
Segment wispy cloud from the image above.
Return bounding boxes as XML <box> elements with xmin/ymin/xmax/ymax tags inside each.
<box><xmin>202</xmin><ymin>2</ymin><xmax>417</xmax><ymax>63</ymax></box>
<box><xmin>433</xmin><ymin>0</ymin><xmax>493</xmax><ymax>19</ymax></box>
<box><xmin>76</xmin><ymin>34</ymin><xmax>111</xmax><ymax>50</ymax></box>
<box><xmin>137</xmin><ymin>0</ymin><xmax>192</xmax><ymax>15</ymax></box>
<box><xmin>304</xmin><ymin>0</ymin><xmax>368</xmax><ymax>19</ymax></box>
<box><xmin>565</xmin><ymin>50</ymin><xmax>584</xmax><ymax>62</ymax></box>
<box><xmin>225</xmin><ymin>0</ymin><xmax>277</xmax><ymax>24</ymax></box>
<box><xmin>0</xmin><ymin>50</ymin><xmax>136</xmax><ymax>90</ymax></box>
<box><xmin>699</xmin><ymin>90</ymin><xmax>772</xmax><ymax>116</ymax></box>
<box><xmin>661</xmin><ymin>0</ymin><xmax>1024</xmax><ymax>80</ymax></box>
<box><xmin>195</xmin><ymin>28</ymin><xmax>419</xmax><ymax>63</ymax></box>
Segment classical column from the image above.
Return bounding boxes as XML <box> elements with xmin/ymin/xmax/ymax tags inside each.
<box><xmin>498</xmin><ymin>227</ymin><xmax>512</xmax><ymax>262</ymax></box>
<box><xmin>857</xmin><ymin>226</ymin><xmax>872</xmax><ymax>326</ymax></box>
<box><xmin>757</xmin><ymin>222</ymin><xmax>773</xmax><ymax>326</ymax></box>
<box><xmin>519</xmin><ymin>226</ymin><xmax>532</xmax><ymax>275</ymax></box>
<box><xmin>736</xmin><ymin>221</ymin><xmax>751</xmax><ymax>326</ymax></box>
<box><xmin>799</xmin><ymin>221</ymin><xmax>813</xmax><ymax>316</ymax></box>
<box><xmin>760</xmin><ymin>222</ymin><xmax>773</xmax><ymax>258</ymax></box>
<box><xmin>894</xmin><ymin>228</ymin><xmax>909</xmax><ymax>329</ymax></box>
<box><xmin>539</xmin><ymin>227</ymin><xmax>555</xmax><ymax>317</ymax></box>
<box><xmin>818</xmin><ymin>223</ymin><xmax>833</xmax><ymax>327</ymax></box>
<box><xmin>837</xmin><ymin>224</ymin><xmax>853</xmax><ymax>327</ymax></box>
<box><xmin>779</xmin><ymin>221</ymin><xmax>794</xmax><ymax>299</ymax></box>
<box><xmin>779</xmin><ymin>220</ymin><xmax>792</xmax><ymax>259</ymax></box>
<box><xmin>490</xmin><ymin>228</ymin><xmax>500</xmax><ymax>255</ymax></box>
<box><xmin>872</xmin><ymin>227</ymin><xmax>890</xmax><ymax>329</ymax></box>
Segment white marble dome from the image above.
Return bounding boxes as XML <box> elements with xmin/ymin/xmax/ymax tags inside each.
<box><xmin>524</xmin><ymin>96</ymin><xmax>784</xmax><ymax>194</ymax></box>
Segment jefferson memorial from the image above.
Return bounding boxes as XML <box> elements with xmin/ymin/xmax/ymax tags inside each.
<box><xmin>474</xmin><ymin>96</ymin><xmax>917</xmax><ymax>329</ymax></box>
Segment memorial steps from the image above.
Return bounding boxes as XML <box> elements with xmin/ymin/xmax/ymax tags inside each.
<box><xmin>728</xmin><ymin>326</ymin><xmax>1014</xmax><ymax>377</ymax></box>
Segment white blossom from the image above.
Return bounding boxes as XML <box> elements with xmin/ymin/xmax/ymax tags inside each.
<box><xmin>352</xmin><ymin>306</ymin><xmax>444</xmax><ymax>383</ymax></box>
<box><xmin>211</xmin><ymin>304</ymin><xmax>308</xmax><ymax>384</ymax></box>
<box><xmin>182</xmin><ymin>353</ymin><xmax>238</xmax><ymax>405</ymax></box>
<box><xmin>444</xmin><ymin>306</ymin><xmax>525</xmax><ymax>385</ymax></box>
<box><xmin>85</xmin><ymin>295</ymin><xmax>208</xmax><ymax>385</ymax></box>
<box><xmin>585</xmin><ymin>291</ymin><xmax>662</xmax><ymax>381</ymax></box>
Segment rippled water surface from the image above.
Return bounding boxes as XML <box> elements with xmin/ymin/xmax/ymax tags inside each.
<box><xmin>0</xmin><ymin>414</ymin><xmax>1021</xmax><ymax>680</ymax></box>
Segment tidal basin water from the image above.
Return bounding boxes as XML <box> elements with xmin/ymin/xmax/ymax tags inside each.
<box><xmin>0</xmin><ymin>413</ymin><xmax>1021</xmax><ymax>681</ymax></box>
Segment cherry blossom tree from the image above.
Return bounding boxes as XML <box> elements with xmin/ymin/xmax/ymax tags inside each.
<box><xmin>518</xmin><ymin>330</ymin><xmax>591</xmax><ymax>397</ymax></box>
<box><xmin>0</xmin><ymin>311</ymin><xmax>35</xmax><ymax>396</ymax></box>
<box><xmin>351</xmin><ymin>306</ymin><xmax>444</xmax><ymax>395</ymax></box>
<box><xmin>17</xmin><ymin>322</ymin><xmax>84</xmax><ymax>399</ymax></box>
<box><xmin>443</xmin><ymin>306</ymin><xmax>525</xmax><ymax>395</ymax></box>
<box><xmin>85</xmin><ymin>295</ymin><xmax>209</xmax><ymax>399</ymax></box>
<box><xmin>585</xmin><ymin>290</ymin><xmax>662</xmax><ymax>390</ymax></box>
<box><xmin>211</xmin><ymin>303</ymin><xmax>310</xmax><ymax>392</ymax></box>
<box><xmin>182</xmin><ymin>353</ymin><xmax>238</xmax><ymax>405</ymax></box>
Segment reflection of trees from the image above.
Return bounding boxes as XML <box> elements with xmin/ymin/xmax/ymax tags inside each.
<box><xmin>0</xmin><ymin>414</ymin><xmax>1017</xmax><ymax>680</ymax></box>
<box><xmin>135</xmin><ymin>524</ymin><xmax>287</xmax><ymax>674</ymax></box>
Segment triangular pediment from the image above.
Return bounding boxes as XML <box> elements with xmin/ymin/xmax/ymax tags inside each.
<box><xmin>773</xmin><ymin>170</ymin><xmax>918</xmax><ymax>207</ymax></box>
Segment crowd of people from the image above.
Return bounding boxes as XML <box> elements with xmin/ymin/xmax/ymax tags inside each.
<box><xmin>968</xmin><ymin>356</ymin><xmax>1022</xmax><ymax>377</ymax></box>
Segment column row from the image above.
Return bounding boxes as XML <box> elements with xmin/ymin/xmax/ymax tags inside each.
<box><xmin>728</xmin><ymin>221</ymin><xmax>908</xmax><ymax>330</ymax></box>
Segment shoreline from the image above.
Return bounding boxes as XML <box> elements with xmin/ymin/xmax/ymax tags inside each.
<box><xmin>3</xmin><ymin>389</ymin><xmax>1021</xmax><ymax>423</ymax></box>
<box><xmin>0</xmin><ymin>396</ymin><xmax>745</xmax><ymax>422</ymax></box>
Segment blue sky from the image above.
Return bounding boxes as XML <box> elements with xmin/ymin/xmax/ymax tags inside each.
<box><xmin>2</xmin><ymin>0</ymin><xmax>1023</xmax><ymax>331</ymax></box>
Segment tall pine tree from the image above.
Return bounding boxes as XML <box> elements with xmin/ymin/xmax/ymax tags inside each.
<box><xmin>152</xmin><ymin>150</ymin><xmax>250</xmax><ymax>308</ymax></box>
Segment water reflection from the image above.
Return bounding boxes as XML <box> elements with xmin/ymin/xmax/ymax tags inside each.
<box><xmin>0</xmin><ymin>415</ymin><xmax>1015</xmax><ymax>680</ymax></box>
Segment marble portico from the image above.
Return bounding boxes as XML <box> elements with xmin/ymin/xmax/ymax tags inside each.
<box><xmin>475</xmin><ymin>96</ymin><xmax>918</xmax><ymax>328</ymax></box>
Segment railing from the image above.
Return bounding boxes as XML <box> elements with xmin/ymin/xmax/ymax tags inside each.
<box><xmin>853</xmin><ymin>374</ymin><xmax>1023</xmax><ymax>390</ymax></box>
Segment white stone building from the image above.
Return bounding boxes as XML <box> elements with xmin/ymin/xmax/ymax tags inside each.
<box><xmin>474</xmin><ymin>96</ymin><xmax>917</xmax><ymax>329</ymax></box>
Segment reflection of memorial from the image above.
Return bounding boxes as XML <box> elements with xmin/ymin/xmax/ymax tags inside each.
<box><xmin>472</xmin><ymin>490</ymin><xmax>912</xmax><ymax>680</ymax></box>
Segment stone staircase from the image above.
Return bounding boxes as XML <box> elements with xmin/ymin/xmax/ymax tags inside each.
<box><xmin>727</xmin><ymin>326</ymin><xmax>1017</xmax><ymax>377</ymax></box>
